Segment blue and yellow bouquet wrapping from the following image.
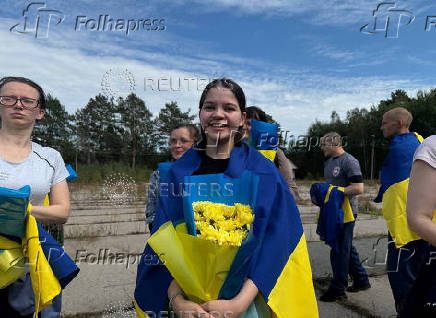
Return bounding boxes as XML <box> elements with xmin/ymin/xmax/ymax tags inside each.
<box><xmin>247</xmin><ymin>119</ymin><xmax>278</xmax><ymax>162</ymax></box>
<box><xmin>147</xmin><ymin>170</ymin><xmax>260</xmax><ymax>303</ymax></box>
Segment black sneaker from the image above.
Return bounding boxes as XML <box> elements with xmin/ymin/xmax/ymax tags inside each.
<box><xmin>319</xmin><ymin>289</ymin><xmax>347</xmax><ymax>302</ymax></box>
<box><xmin>346</xmin><ymin>282</ymin><xmax>371</xmax><ymax>293</ymax></box>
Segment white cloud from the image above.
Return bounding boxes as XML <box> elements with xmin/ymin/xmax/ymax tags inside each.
<box><xmin>153</xmin><ymin>0</ymin><xmax>431</xmax><ymax>25</ymax></box>
<box><xmin>0</xmin><ymin>12</ymin><xmax>432</xmax><ymax>138</ymax></box>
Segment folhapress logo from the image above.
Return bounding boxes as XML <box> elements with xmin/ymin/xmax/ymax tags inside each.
<box><xmin>360</xmin><ymin>2</ymin><xmax>414</xmax><ymax>38</ymax></box>
<box><xmin>10</xmin><ymin>2</ymin><xmax>65</xmax><ymax>38</ymax></box>
<box><xmin>10</xmin><ymin>2</ymin><xmax>166</xmax><ymax>39</ymax></box>
<box><xmin>75</xmin><ymin>15</ymin><xmax>166</xmax><ymax>35</ymax></box>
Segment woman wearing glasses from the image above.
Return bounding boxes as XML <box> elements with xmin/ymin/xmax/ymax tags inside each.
<box><xmin>145</xmin><ymin>124</ymin><xmax>200</xmax><ymax>231</ymax></box>
<box><xmin>0</xmin><ymin>77</ymin><xmax>70</xmax><ymax>317</ymax></box>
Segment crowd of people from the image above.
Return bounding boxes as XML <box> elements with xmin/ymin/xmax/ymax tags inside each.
<box><xmin>0</xmin><ymin>75</ymin><xmax>434</xmax><ymax>317</ymax></box>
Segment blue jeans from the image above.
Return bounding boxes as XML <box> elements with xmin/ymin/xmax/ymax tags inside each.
<box><xmin>6</xmin><ymin>272</ymin><xmax>62</xmax><ymax>317</ymax></box>
<box><xmin>329</xmin><ymin>221</ymin><xmax>369</xmax><ymax>293</ymax></box>
<box><xmin>387</xmin><ymin>234</ymin><xmax>427</xmax><ymax>313</ymax></box>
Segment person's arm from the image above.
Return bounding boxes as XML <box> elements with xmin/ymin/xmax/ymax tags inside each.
<box><xmin>407</xmin><ymin>159</ymin><xmax>436</xmax><ymax>245</ymax></box>
<box><xmin>344</xmin><ymin>182</ymin><xmax>364</xmax><ymax>196</ymax></box>
<box><xmin>145</xmin><ymin>170</ymin><xmax>159</xmax><ymax>227</ymax></box>
<box><xmin>343</xmin><ymin>156</ymin><xmax>364</xmax><ymax>196</ymax></box>
<box><xmin>31</xmin><ymin>180</ymin><xmax>70</xmax><ymax>223</ymax></box>
<box><xmin>201</xmin><ymin>279</ymin><xmax>258</xmax><ymax>317</ymax></box>
<box><xmin>168</xmin><ymin>280</ymin><xmax>213</xmax><ymax>318</ymax></box>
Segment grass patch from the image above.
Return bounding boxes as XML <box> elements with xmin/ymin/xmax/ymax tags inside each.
<box><xmin>71</xmin><ymin>162</ymin><xmax>153</xmax><ymax>184</ymax></box>
<box><xmin>359</xmin><ymin>195</ymin><xmax>382</xmax><ymax>217</ymax></box>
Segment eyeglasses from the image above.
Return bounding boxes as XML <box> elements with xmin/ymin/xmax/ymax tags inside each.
<box><xmin>169</xmin><ymin>138</ymin><xmax>193</xmax><ymax>145</ymax></box>
<box><xmin>0</xmin><ymin>96</ymin><xmax>40</xmax><ymax>110</ymax></box>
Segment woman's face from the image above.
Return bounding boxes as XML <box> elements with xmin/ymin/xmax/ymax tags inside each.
<box><xmin>169</xmin><ymin>127</ymin><xmax>195</xmax><ymax>160</ymax></box>
<box><xmin>0</xmin><ymin>82</ymin><xmax>44</xmax><ymax>126</ymax></box>
<box><xmin>199</xmin><ymin>87</ymin><xmax>246</xmax><ymax>146</ymax></box>
<box><xmin>243</xmin><ymin>118</ymin><xmax>252</xmax><ymax>140</ymax></box>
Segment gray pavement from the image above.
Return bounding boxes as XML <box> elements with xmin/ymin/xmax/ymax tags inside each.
<box><xmin>62</xmin><ymin>189</ymin><xmax>399</xmax><ymax>318</ymax></box>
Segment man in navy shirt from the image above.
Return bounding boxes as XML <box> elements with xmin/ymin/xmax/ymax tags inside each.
<box><xmin>319</xmin><ymin>132</ymin><xmax>370</xmax><ymax>302</ymax></box>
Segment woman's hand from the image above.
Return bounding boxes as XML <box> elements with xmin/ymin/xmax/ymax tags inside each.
<box><xmin>201</xmin><ymin>279</ymin><xmax>258</xmax><ymax>318</ymax></box>
<box><xmin>173</xmin><ymin>297</ymin><xmax>214</xmax><ymax>318</ymax></box>
<box><xmin>201</xmin><ymin>299</ymin><xmax>244</xmax><ymax>318</ymax></box>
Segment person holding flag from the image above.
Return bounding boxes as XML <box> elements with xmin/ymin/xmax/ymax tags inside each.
<box><xmin>375</xmin><ymin>107</ymin><xmax>426</xmax><ymax>314</ymax></box>
<box><xmin>0</xmin><ymin>76</ymin><xmax>78</xmax><ymax>318</ymax></box>
<box><xmin>318</xmin><ymin>132</ymin><xmax>370</xmax><ymax>302</ymax></box>
<box><xmin>135</xmin><ymin>78</ymin><xmax>318</xmax><ymax>318</ymax></box>
<box><xmin>400</xmin><ymin>135</ymin><xmax>436</xmax><ymax>317</ymax></box>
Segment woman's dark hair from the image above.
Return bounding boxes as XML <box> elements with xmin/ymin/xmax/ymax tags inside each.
<box><xmin>197</xmin><ymin>78</ymin><xmax>246</xmax><ymax>148</ymax></box>
<box><xmin>246</xmin><ymin>106</ymin><xmax>268</xmax><ymax>122</ymax></box>
<box><xmin>198</xmin><ymin>78</ymin><xmax>246</xmax><ymax>111</ymax></box>
<box><xmin>0</xmin><ymin>76</ymin><xmax>46</xmax><ymax>109</ymax></box>
<box><xmin>172</xmin><ymin>123</ymin><xmax>201</xmax><ymax>143</ymax></box>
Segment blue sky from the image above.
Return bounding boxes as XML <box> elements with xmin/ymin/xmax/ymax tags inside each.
<box><xmin>0</xmin><ymin>0</ymin><xmax>435</xmax><ymax>136</ymax></box>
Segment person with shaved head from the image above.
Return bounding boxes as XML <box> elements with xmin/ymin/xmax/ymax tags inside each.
<box><xmin>318</xmin><ymin>132</ymin><xmax>370</xmax><ymax>302</ymax></box>
<box><xmin>376</xmin><ymin>107</ymin><xmax>426</xmax><ymax>315</ymax></box>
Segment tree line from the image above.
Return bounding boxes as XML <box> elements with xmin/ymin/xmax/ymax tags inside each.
<box><xmin>31</xmin><ymin>88</ymin><xmax>436</xmax><ymax>180</ymax></box>
<box><xmin>32</xmin><ymin>94</ymin><xmax>195</xmax><ymax>170</ymax></box>
<box><xmin>287</xmin><ymin>89</ymin><xmax>436</xmax><ymax>179</ymax></box>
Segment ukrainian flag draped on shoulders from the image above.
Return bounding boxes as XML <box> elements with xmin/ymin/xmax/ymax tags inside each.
<box><xmin>374</xmin><ymin>132</ymin><xmax>424</xmax><ymax>248</ymax></box>
<box><xmin>135</xmin><ymin>141</ymin><xmax>318</xmax><ymax>318</ymax></box>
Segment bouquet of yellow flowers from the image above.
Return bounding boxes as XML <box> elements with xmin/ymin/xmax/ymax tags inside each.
<box><xmin>193</xmin><ymin>201</ymin><xmax>253</xmax><ymax>246</ymax></box>
<box><xmin>147</xmin><ymin>171</ymin><xmax>260</xmax><ymax>303</ymax></box>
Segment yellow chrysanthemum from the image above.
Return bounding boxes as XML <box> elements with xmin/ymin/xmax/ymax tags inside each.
<box><xmin>192</xmin><ymin>201</ymin><xmax>254</xmax><ymax>246</ymax></box>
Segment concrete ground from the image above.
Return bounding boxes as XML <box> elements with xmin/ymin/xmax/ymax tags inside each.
<box><xmin>61</xmin><ymin>188</ymin><xmax>398</xmax><ymax>318</ymax></box>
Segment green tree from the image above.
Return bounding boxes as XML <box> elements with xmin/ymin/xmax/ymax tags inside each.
<box><xmin>154</xmin><ymin>101</ymin><xmax>195</xmax><ymax>148</ymax></box>
<box><xmin>74</xmin><ymin>94</ymin><xmax>122</xmax><ymax>164</ymax></box>
<box><xmin>33</xmin><ymin>94</ymin><xmax>76</xmax><ymax>162</ymax></box>
<box><xmin>118</xmin><ymin>93</ymin><xmax>154</xmax><ymax>169</ymax></box>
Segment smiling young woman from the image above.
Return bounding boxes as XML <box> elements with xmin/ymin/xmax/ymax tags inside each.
<box><xmin>135</xmin><ymin>78</ymin><xmax>318</xmax><ymax>318</ymax></box>
<box><xmin>198</xmin><ymin>78</ymin><xmax>246</xmax><ymax>159</ymax></box>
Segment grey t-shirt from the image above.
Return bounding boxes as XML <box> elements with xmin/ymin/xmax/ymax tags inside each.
<box><xmin>324</xmin><ymin>152</ymin><xmax>362</xmax><ymax>215</ymax></box>
<box><xmin>0</xmin><ymin>142</ymin><xmax>68</xmax><ymax>205</ymax></box>
<box><xmin>414</xmin><ymin>135</ymin><xmax>436</xmax><ymax>169</ymax></box>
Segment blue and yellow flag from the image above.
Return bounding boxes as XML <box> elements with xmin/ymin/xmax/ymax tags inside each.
<box><xmin>135</xmin><ymin>141</ymin><xmax>318</xmax><ymax>318</ymax></box>
<box><xmin>374</xmin><ymin>132</ymin><xmax>423</xmax><ymax>248</ymax></box>
<box><xmin>247</xmin><ymin>119</ymin><xmax>278</xmax><ymax>162</ymax></box>
<box><xmin>0</xmin><ymin>186</ymin><xmax>79</xmax><ymax>312</ymax></box>
<box><xmin>311</xmin><ymin>183</ymin><xmax>354</xmax><ymax>251</ymax></box>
